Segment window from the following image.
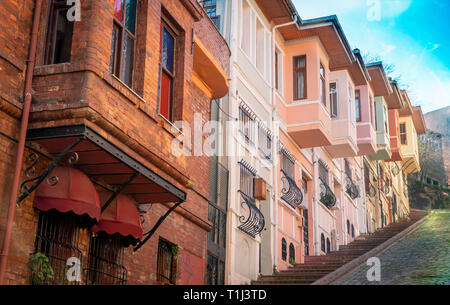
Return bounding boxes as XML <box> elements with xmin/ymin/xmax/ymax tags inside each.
<box><xmin>400</xmin><ymin>123</ymin><xmax>407</xmax><ymax>144</ymax></box>
<box><xmin>159</xmin><ymin>20</ymin><xmax>177</xmax><ymax>121</ymax></box>
<box><xmin>351</xmin><ymin>224</ymin><xmax>355</xmax><ymax>238</ymax></box>
<box><xmin>345</xmin><ymin>158</ymin><xmax>352</xmax><ymax>178</ymax></box>
<box><xmin>364</xmin><ymin>162</ymin><xmax>370</xmax><ymax>193</ymax></box>
<box><xmin>33</xmin><ymin>210</ymin><xmax>82</xmax><ymax>285</ymax></box>
<box><xmin>241</xmin><ymin>0</ymin><xmax>251</xmax><ymax>56</ymax></box>
<box><xmin>87</xmin><ymin>232</ymin><xmax>127</xmax><ymax>285</ymax></box>
<box><xmin>355</xmin><ymin>90</ymin><xmax>361</xmax><ymax>122</ymax></box>
<box><xmin>255</xmin><ymin>19</ymin><xmax>265</xmax><ymax>74</ymax></box>
<box><xmin>320</xmin><ymin>233</ymin><xmax>325</xmax><ymax>253</ymax></box>
<box><xmin>330</xmin><ymin>82</ymin><xmax>338</xmax><ymax>117</ymax></box>
<box><xmin>293</xmin><ymin>56</ymin><xmax>306</xmax><ymax>99</ymax></box>
<box><xmin>110</xmin><ymin>0</ymin><xmax>138</xmax><ymax>87</ymax></box>
<box><xmin>289</xmin><ymin>243</ymin><xmax>295</xmax><ymax>263</ymax></box>
<box><xmin>239</xmin><ymin>161</ymin><xmax>256</xmax><ymax>199</ymax></box>
<box><xmin>281</xmin><ymin>148</ymin><xmax>295</xmax><ymax>179</ymax></box>
<box><xmin>45</xmin><ymin>0</ymin><xmax>74</xmax><ymax>65</ymax></box>
<box><xmin>206</xmin><ymin>254</ymin><xmax>225</xmax><ymax>285</ymax></box>
<box><xmin>326</xmin><ymin>238</ymin><xmax>330</xmax><ymax>253</ymax></box>
<box><xmin>199</xmin><ymin>0</ymin><xmax>220</xmax><ymax>29</ymax></box>
<box><xmin>347</xmin><ymin>220</ymin><xmax>350</xmax><ymax>235</ymax></box>
<box><xmin>258</xmin><ymin>123</ymin><xmax>272</xmax><ymax>161</ymax></box>
<box><xmin>275</xmin><ymin>51</ymin><xmax>279</xmax><ymax>90</ymax></box>
<box><xmin>370</xmin><ymin>97</ymin><xmax>375</xmax><ymax>128</ymax></box>
<box><xmin>348</xmin><ymin>85</ymin><xmax>354</xmax><ymax>122</ymax></box>
<box><xmin>320</xmin><ymin>63</ymin><xmax>326</xmax><ymax>106</ymax></box>
<box><xmin>303</xmin><ymin>209</ymin><xmax>309</xmax><ymax>256</ymax></box>
<box><xmin>156</xmin><ymin>239</ymin><xmax>176</xmax><ymax>284</ymax></box>
<box><xmin>239</xmin><ymin>103</ymin><xmax>256</xmax><ymax>144</ymax></box>
<box><xmin>318</xmin><ymin>160</ymin><xmax>329</xmax><ymax>184</ymax></box>
<box><xmin>281</xmin><ymin>238</ymin><xmax>287</xmax><ymax>261</ymax></box>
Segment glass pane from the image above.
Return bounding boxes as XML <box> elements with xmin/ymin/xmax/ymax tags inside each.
<box><xmin>320</xmin><ymin>64</ymin><xmax>325</xmax><ymax>77</ymax></box>
<box><xmin>110</xmin><ymin>27</ymin><xmax>118</xmax><ymax>74</ymax></box>
<box><xmin>162</xmin><ymin>27</ymin><xmax>175</xmax><ymax>74</ymax></box>
<box><xmin>218</xmin><ymin>260</ymin><xmax>225</xmax><ymax>285</ymax></box>
<box><xmin>125</xmin><ymin>0</ymin><xmax>137</xmax><ymax>35</ymax></box>
<box><xmin>54</xmin><ymin>8</ymin><xmax>74</xmax><ymax>64</ymax></box>
<box><xmin>114</xmin><ymin>0</ymin><xmax>124</xmax><ymax>21</ymax></box>
<box><xmin>296</xmin><ymin>71</ymin><xmax>304</xmax><ymax>99</ymax></box>
<box><xmin>206</xmin><ymin>255</ymin><xmax>217</xmax><ymax>285</ymax></box>
<box><xmin>121</xmin><ymin>33</ymin><xmax>135</xmax><ymax>87</ymax></box>
<box><xmin>295</xmin><ymin>56</ymin><xmax>305</xmax><ymax>68</ymax></box>
<box><xmin>160</xmin><ymin>71</ymin><xmax>172</xmax><ymax>119</ymax></box>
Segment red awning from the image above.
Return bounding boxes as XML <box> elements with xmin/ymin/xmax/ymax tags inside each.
<box><xmin>90</xmin><ymin>191</ymin><xmax>143</xmax><ymax>241</ymax></box>
<box><xmin>34</xmin><ymin>166</ymin><xmax>101</xmax><ymax>222</ymax></box>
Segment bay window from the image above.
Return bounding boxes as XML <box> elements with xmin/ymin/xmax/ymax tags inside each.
<box><xmin>110</xmin><ymin>0</ymin><xmax>138</xmax><ymax>87</ymax></box>
<box><xmin>293</xmin><ymin>56</ymin><xmax>306</xmax><ymax>100</ymax></box>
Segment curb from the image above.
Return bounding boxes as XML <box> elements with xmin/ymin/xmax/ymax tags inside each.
<box><xmin>311</xmin><ymin>212</ymin><xmax>431</xmax><ymax>285</ymax></box>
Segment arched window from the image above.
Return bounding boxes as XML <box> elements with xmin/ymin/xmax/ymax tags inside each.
<box><xmin>326</xmin><ymin>238</ymin><xmax>331</xmax><ymax>253</ymax></box>
<box><xmin>281</xmin><ymin>238</ymin><xmax>287</xmax><ymax>261</ymax></box>
<box><xmin>320</xmin><ymin>233</ymin><xmax>325</xmax><ymax>252</ymax></box>
<box><xmin>347</xmin><ymin>220</ymin><xmax>350</xmax><ymax>234</ymax></box>
<box><xmin>289</xmin><ymin>243</ymin><xmax>295</xmax><ymax>263</ymax></box>
<box><xmin>351</xmin><ymin>224</ymin><xmax>355</xmax><ymax>238</ymax></box>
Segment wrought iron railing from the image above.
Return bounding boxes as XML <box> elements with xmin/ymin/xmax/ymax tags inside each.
<box><xmin>319</xmin><ymin>178</ymin><xmax>337</xmax><ymax>209</ymax></box>
<box><xmin>237</xmin><ymin>191</ymin><xmax>265</xmax><ymax>238</ymax></box>
<box><xmin>280</xmin><ymin>170</ymin><xmax>303</xmax><ymax>209</ymax></box>
<box><xmin>345</xmin><ymin>175</ymin><xmax>360</xmax><ymax>200</ymax></box>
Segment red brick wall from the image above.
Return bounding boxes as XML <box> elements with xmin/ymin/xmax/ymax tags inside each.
<box><xmin>0</xmin><ymin>0</ymin><xmax>230</xmax><ymax>284</ymax></box>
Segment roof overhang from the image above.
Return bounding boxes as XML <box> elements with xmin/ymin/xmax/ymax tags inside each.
<box><xmin>385</xmin><ymin>80</ymin><xmax>404</xmax><ymax>109</ymax></box>
<box><xmin>412</xmin><ymin>106</ymin><xmax>427</xmax><ymax>134</ymax></box>
<box><xmin>278</xmin><ymin>15</ymin><xmax>355</xmax><ymax>70</ymax></box>
<box><xmin>399</xmin><ymin>90</ymin><xmax>413</xmax><ymax>116</ymax></box>
<box><xmin>254</xmin><ymin>0</ymin><xmax>295</xmax><ymax>25</ymax></box>
<box><xmin>26</xmin><ymin>124</ymin><xmax>186</xmax><ymax>204</ymax></box>
<box><xmin>348</xmin><ymin>49</ymin><xmax>371</xmax><ymax>86</ymax></box>
<box><xmin>367</xmin><ymin>62</ymin><xmax>392</xmax><ymax>97</ymax></box>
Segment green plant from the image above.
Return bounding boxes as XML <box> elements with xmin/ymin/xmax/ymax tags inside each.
<box><xmin>289</xmin><ymin>258</ymin><xmax>296</xmax><ymax>266</ymax></box>
<box><xmin>171</xmin><ymin>245</ymin><xmax>179</xmax><ymax>255</ymax></box>
<box><xmin>273</xmin><ymin>264</ymin><xmax>279</xmax><ymax>274</ymax></box>
<box><xmin>29</xmin><ymin>252</ymin><xmax>54</xmax><ymax>285</ymax></box>
<box><xmin>320</xmin><ymin>194</ymin><xmax>336</xmax><ymax>207</ymax></box>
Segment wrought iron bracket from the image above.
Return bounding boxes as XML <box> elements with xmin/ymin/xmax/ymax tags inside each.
<box><xmin>319</xmin><ymin>178</ymin><xmax>337</xmax><ymax>209</ymax></box>
<box><xmin>101</xmin><ymin>172</ymin><xmax>139</xmax><ymax>212</ymax></box>
<box><xmin>133</xmin><ymin>200</ymin><xmax>183</xmax><ymax>252</ymax></box>
<box><xmin>17</xmin><ymin>136</ymin><xmax>84</xmax><ymax>204</ymax></box>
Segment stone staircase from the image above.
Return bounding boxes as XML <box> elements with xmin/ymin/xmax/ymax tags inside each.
<box><xmin>252</xmin><ymin>210</ymin><xmax>428</xmax><ymax>285</ymax></box>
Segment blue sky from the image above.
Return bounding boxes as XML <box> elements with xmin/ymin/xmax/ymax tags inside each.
<box><xmin>292</xmin><ymin>0</ymin><xmax>450</xmax><ymax>114</ymax></box>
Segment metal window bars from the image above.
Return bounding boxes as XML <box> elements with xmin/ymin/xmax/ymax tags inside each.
<box><xmin>85</xmin><ymin>233</ymin><xmax>127</xmax><ymax>285</ymax></box>
<box><xmin>33</xmin><ymin>210</ymin><xmax>83</xmax><ymax>285</ymax></box>
<box><xmin>280</xmin><ymin>169</ymin><xmax>304</xmax><ymax>209</ymax></box>
<box><xmin>238</xmin><ymin>160</ymin><xmax>256</xmax><ymax>199</ymax></box>
<box><xmin>156</xmin><ymin>239</ymin><xmax>175</xmax><ymax>284</ymax></box>
<box><xmin>239</xmin><ymin>102</ymin><xmax>257</xmax><ymax>145</ymax></box>
<box><xmin>258</xmin><ymin>122</ymin><xmax>272</xmax><ymax>161</ymax></box>
<box><xmin>319</xmin><ymin>177</ymin><xmax>337</xmax><ymax>209</ymax></box>
<box><xmin>345</xmin><ymin>174</ymin><xmax>360</xmax><ymax>199</ymax></box>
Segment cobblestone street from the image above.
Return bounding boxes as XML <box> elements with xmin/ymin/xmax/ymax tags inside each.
<box><xmin>333</xmin><ymin>210</ymin><xmax>450</xmax><ymax>285</ymax></box>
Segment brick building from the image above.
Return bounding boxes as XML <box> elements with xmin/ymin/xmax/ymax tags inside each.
<box><xmin>0</xmin><ymin>0</ymin><xmax>229</xmax><ymax>284</ymax></box>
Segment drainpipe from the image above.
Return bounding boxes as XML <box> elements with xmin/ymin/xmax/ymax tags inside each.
<box><xmin>312</xmin><ymin>149</ymin><xmax>319</xmax><ymax>255</ymax></box>
<box><xmin>0</xmin><ymin>0</ymin><xmax>43</xmax><ymax>284</ymax></box>
<box><xmin>376</xmin><ymin>160</ymin><xmax>384</xmax><ymax>228</ymax></box>
<box><xmin>271</xmin><ymin>14</ymin><xmax>297</xmax><ymax>267</ymax></box>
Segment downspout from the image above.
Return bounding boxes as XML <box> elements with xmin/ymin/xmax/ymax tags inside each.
<box><xmin>0</xmin><ymin>0</ymin><xmax>43</xmax><ymax>284</ymax></box>
<box><xmin>271</xmin><ymin>14</ymin><xmax>297</xmax><ymax>268</ymax></box>
<box><xmin>376</xmin><ymin>160</ymin><xmax>384</xmax><ymax>228</ymax></box>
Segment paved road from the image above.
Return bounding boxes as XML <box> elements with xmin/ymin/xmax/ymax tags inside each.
<box><xmin>333</xmin><ymin>210</ymin><xmax>450</xmax><ymax>285</ymax></box>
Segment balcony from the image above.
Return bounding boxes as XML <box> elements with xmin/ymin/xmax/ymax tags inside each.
<box><xmin>388</xmin><ymin>109</ymin><xmax>403</xmax><ymax>161</ymax></box>
<box><xmin>280</xmin><ymin>170</ymin><xmax>304</xmax><ymax>210</ymax></box>
<box><xmin>237</xmin><ymin>191</ymin><xmax>265</xmax><ymax>238</ymax></box>
<box><xmin>356</xmin><ymin>85</ymin><xmax>377</xmax><ymax>156</ymax></box>
<box><xmin>284</xmin><ymin>100</ymin><xmax>334</xmax><ymax>148</ymax></box>
<box><xmin>319</xmin><ymin>178</ymin><xmax>337</xmax><ymax>209</ymax></box>
<box><xmin>345</xmin><ymin>175</ymin><xmax>360</xmax><ymax>200</ymax></box>
<box><xmin>370</xmin><ymin>96</ymin><xmax>391</xmax><ymax>160</ymax></box>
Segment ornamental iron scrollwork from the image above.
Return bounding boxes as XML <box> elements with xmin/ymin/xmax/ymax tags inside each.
<box><xmin>280</xmin><ymin>170</ymin><xmax>304</xmax><ymax>209</ymax></box>
<box><xmin>319</xmin><ymin>178</ymin><xmax>337</xmax><ymax>210</ymax></box>
<box><xmin>237</xmin><ymin>191</ymin><xmax>265</xmax><ymax>238</ymax></box>
<box><xmin>17</xmin><ymin>136</ymin><xmax>84</xmax><ymax>204</ymax></box>
<box><xmin>345</xmin><ymin>175</ymin><xmax>360</xmax><ymax>200</ymax></box>
<box><xmin>368</xmin><ymin>182</ymin><xmax>377</xmax><ymax>198</ymax></box>
<box><xmin>391</xmin><ymin>162</ymin><xmax>400</xmax><ymax>176</ymax></box>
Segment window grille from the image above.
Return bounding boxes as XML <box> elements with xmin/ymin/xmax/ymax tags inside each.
<box><xmin>280</xmin><ymin>145</ymin><xmax>295</xmax><ymax>179</ymax></box>
<box><xmin>86</xmin><ymin>232</ymin><xmax>127</xmax><ymax>285</ymax></box>
<box><xmin>156</xmin><ymin>239</ymin><xmax>175</xmax><ymax>284</ymax></box>
<box><xmin>33</xmin><ymin>210</ymin><xmax>82</xmax><ymax>285</ymax></box>
<box><xmin>258</xmin><ymin>123</ymin><xmax>272</xmax><ymax>161</ymax></box>
<box><xmin>320</xmin><ymin>234</ymin><xmax>325</xmax><ymax>253</ymax></box>
<box><xmin>281</xmin><ymin>238</ymin><xmax>287</xmax><ymax>261</ymax></box>
<box><xmin>288</xmin><ymin>243</ymin><xmax>295</xmax><ymax>262</ymax></box>
<box><xmin>239</xmin><ymin>160</ymin><xmax>256</xmax><ymax>199</ymax></box>
<box><xmin>239</xmin><ymin>103</ymin><xmax>256</xmax><ymax>144</ymax></box>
